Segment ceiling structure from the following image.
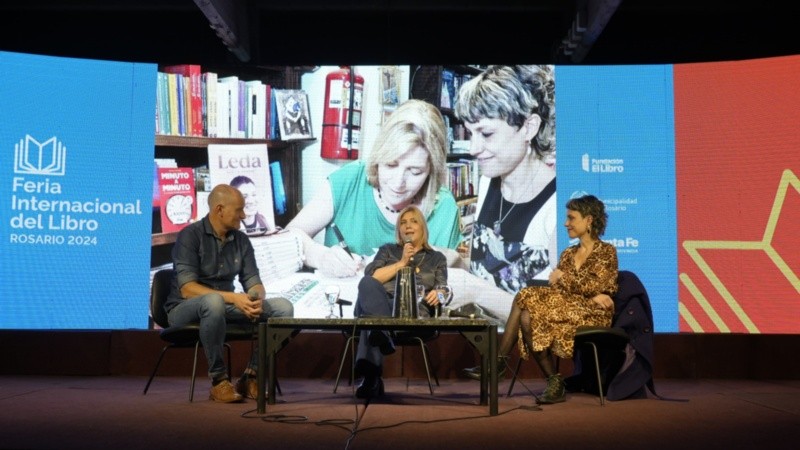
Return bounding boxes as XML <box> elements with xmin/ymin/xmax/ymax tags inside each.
<box><xmin>1</xmin><ymin>0</ymin><xmax>798</xmax><ymax>68</ymax></box>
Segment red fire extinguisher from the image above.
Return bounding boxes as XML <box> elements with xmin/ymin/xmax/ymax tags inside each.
<box><xmin>321</xmin><ymin>66</ymin><xmax>364</xmax><ymax>160</ymax></box>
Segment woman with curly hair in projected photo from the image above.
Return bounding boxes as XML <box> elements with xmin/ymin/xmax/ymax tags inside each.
<box><xmin>454</xmin><ymin>65</ymin><xmax>557</xmax><ymax>294</ymax></box>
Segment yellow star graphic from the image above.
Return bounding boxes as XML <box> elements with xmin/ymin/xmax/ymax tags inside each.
<box><xmin>679</xmin><ymin>169</ymin><xmax>799</xmax><ymax>332</ymax></box>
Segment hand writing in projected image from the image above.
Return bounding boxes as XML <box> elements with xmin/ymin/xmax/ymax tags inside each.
<box><xmin>318</xmin><ymin>246</ymin><xmax>363</xmax><ymax>278</ymax></box>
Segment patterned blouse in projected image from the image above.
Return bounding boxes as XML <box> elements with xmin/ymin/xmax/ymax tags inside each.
<box><xmin>470</xmin><ymin>176</ymin><xmax>557</xmax><ymax>294</ymax></box>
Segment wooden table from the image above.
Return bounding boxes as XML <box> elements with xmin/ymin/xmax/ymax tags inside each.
<box><xmin>257</xmin><ymin>317</ymin><xmax>499</xmax><ymax>415</ymax></box>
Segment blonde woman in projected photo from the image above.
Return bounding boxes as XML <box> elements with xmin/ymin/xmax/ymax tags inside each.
<box><xmin>454</xmin><ymin>65</ymin><xmax>557</xmax><ymax>294</ymax></box>
<box><xmin>287</xmin><ymin>99</ymin><xmax>461</xmax><ymax>278</ymax></box>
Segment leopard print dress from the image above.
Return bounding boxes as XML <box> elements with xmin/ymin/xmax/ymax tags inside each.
<box><xmin>515</xmin><ymin>240</ymin><xmax>618</xmax><ymax>360</ymax></box>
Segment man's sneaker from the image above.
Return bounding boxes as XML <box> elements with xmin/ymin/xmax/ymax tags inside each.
<box><xmin>235</xmin><ymin>376</ymin><xmax>260</xmax><ymax>400</ymax></box>
<box><xmin>209</xmin><ymin>379</ymin><xmax>243</xmax><ymax>403</ymax></box>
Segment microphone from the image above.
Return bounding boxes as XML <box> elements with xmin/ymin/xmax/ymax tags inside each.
<box><xmin>446</xmin><ymin>309</ymin><xmax>476</xmax><ymax>319</ymax></box>
<box><xmin>246</xmin><ymin>287</ymin><xmax>260</xmax><ymax>323</ymax></box>
<box><xmin>247</xmin><ymin>287</ymin><xmax>260</xmax><ymax>300</ymax></box>
<box><xmin>404</xmin><ymin>234</ymin><xmax>413</xmax><ymax>262</ymax></box>
<box><xmin>335</xmin><ymin>298</ymin><xmax>352</xmax><ymax>319</ymax></box>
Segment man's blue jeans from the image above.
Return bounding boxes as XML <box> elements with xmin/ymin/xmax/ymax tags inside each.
<box><xmin>167</xmin><ymin>293</ymin><xmax>293</xmax><ymax>381</ymax></box>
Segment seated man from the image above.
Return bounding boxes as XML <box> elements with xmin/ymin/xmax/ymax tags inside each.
<box><xmin>164</xmin><ymin>184</ymin><xmax>293</xmax><ymax>403</ymax></box>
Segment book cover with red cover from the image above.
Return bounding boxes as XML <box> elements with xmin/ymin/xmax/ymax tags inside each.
<box><xmin>162</xmin><ymin>64</ymin><xmax>203</xmax><ymax>136</ymax></box>
<box><xmin>157</xmin><ymin>167</ymin><xmax>196</xmax><ymax>233</ymax></box>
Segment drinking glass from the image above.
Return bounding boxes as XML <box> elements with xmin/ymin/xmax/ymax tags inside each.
<box><xmin>434</xmin><ymin>284</ymin><xmax>453</xmax><ymax>318</ymax></box>
<box><xmin>323</xmin><ymin>285</ymin><xmax>340</xmax><ymax>319</ymax></box>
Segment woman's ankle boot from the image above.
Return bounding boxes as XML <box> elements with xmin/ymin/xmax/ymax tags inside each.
<box><xmin>537</xmin><ymin>373</ymin><xmax>566</xmax><ymax>404</ymax></box>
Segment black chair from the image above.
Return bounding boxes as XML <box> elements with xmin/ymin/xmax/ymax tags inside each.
<box><xmin>333</xmin><ymin>328</ymin><xmax>440</xmax><ymax>395</ymax></box>
<box><xmin>142</xmin><ymin>268</ymin><xmax>260</xmax><ymax>401</ymax></box>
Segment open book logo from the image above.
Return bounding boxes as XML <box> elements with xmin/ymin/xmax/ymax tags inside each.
<box><xmin>14</xmin><ymin>135</ymin><xmax>67</xmax><ymax>176</ymax></box>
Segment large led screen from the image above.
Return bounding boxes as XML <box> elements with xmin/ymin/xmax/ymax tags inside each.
<box><xmin>0</xmin><ymin>51</ymin><xmax>797</xmax><ymax>332</ymax></box>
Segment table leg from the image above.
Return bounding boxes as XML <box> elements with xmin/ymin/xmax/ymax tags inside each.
<box><xmin>267</xmin><ymin>326</ymin><xmax>277</xmax><ymax>405</ymax></box>
<box><xmin>480</xmin><ymin>349</ymin><xmax>488</xmax><ymax>406</ymax></box>
<box><xmin>489</xmin><ymin>324</ymin><xmax>498</xmax><ymax>416</ymax></box>
<box><xmin>460</xmin><ymin>328</ymin><xmax>493</xmax><ymax>413</ymax></box>
<box><xmin>264</xmin><ymin>326</ymin><xmax>299</xmax><ymax>407</ymax></box>
<box><xmin>257</xmin><ymin>322</ymin><xmax>266</xmax><ymax>414</ymax></box>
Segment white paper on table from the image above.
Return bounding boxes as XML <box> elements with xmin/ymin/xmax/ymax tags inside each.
<box><xmin>262</xmin><ymin>270</ymin><xmax>362</xmax><ymax>319</ymax></box>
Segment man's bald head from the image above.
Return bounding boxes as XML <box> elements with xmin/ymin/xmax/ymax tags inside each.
<box><xmin>207</xmin><ymin>184</ymin><xmax>245</xmax><ymax>236</ymax></box>
<box><xmin>208</xmin><ymin>184</ymin><xmax>241</xmax><ymax>210</ymax></box>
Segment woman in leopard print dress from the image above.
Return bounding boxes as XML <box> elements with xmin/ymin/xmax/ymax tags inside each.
<box><xmin>464</xmin><ymin>194</ymin><xmax>618</xmax><ymax>404</ymax></box>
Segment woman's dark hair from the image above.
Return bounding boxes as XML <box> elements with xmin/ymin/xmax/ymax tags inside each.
<box><xmin>230</xmin><ymin>175</ymin><xmax>255</xmax><ymax>188</ymax></box>
<box><xmin>566</xmin><ymin>195</ymin><xmax>608</xmax><ymax>238</ymax></box>
<box><xmin>454</xmin><ymin>65</ymin><xmax>555</xmax><ymax>157</ymax></box>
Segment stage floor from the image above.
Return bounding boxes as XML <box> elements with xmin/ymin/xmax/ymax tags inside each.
<box><xmin>1</xmin><ymin>375</ymin><xmax>798</xmax><ymax>449</ymax></box>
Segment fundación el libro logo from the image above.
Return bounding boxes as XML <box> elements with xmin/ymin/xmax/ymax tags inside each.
<box><xmin>581</xmin><ymin>153</ymin><xmax>624</xmax><ymax>173</ymax></box>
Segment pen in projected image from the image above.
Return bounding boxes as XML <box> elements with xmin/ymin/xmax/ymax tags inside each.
<box><xmin>330</xmin><ymin>223</ymin><xmax>353</xmax><ymax>258</ymax></box>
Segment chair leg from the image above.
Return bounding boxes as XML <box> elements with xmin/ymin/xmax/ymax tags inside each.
<box><xmin>144</xmin><ymin>341</ymin><xmax>236</xmax><ymax>402</ymax></box>
<box><xmin>189</xmin><ymin>341</ymin><xmax>200</xmax><ymax>402</ymax></box>
<box><xmin>506</xmin><ymin>358</ymin><xmax>523</xmax><ymax>397</ymax></box>
<box><xmin>225</xmin><ymin>343</ymin><xmax>232</xmax><ymax>379</ymax></box>
<box><xmin>143</xmin><ymin>345</ymin><xmax>171</xmax><ymax>395</ymax></box>
<box><xmin>333</xmin><ymin>335</ymin><xmax>357</xmax><ymax>393</ymax></box>
<box><xmin>424</xmin><ymin>343</ymin><xmax>440</xmax><ymax>387</ymax></box>
<box><xmin>415</xmin><ymin>337</ymin><xmax>436</xmax><ymax>395</ymax></box>
<box><xmin>586</xmin><ymin>342</ymin><xmax>606</xmax><ymax>406</ymax></box>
